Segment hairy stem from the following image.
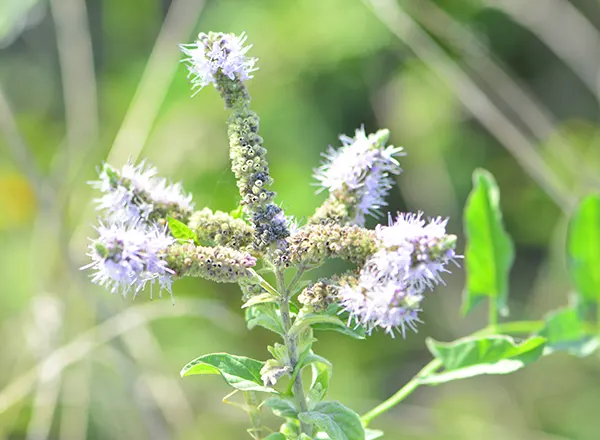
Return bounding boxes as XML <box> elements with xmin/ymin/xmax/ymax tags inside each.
<box><xmin>243</xmin><ymin>391</ymin><xmax>263</xmax><ymax>440</ymax></box>
<box><xmin>276</xmin><ymin>270</ymin><xmax>312</xmax><ymax>436</ymax></box>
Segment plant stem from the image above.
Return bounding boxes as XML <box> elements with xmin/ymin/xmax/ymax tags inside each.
<box><xmin>488</xmin><ymin>298</ymin><xmax>498</xmax><ymax>329</ymax></box>
<box><xmin>361</xmin><ymin>359</ymin><xmax>442</xmax><ymax>427</ymax></box>
<box><xmin>243</xmin><ymin>391</ymin><xmax>263</xmax><ymax>440</ymax></box>
<box><xmin>276</xmin><ymin>269</ymin><xmax>312</xmax><ymax>436</ymax></box>
<box><xmin>360</xmin><ymin>320</ymin><xmax>545</xmax><ymax>427</ymax></box>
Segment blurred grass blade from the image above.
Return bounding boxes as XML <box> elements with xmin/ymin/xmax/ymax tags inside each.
<box><xmin>422</xmin><ymin>335</ymin><xmax>546</xmax><ymax>385</ymax></box>
<box><xmin>567</xmin><ymin>194</ymin><xmax>600</xmax><ymax>303</ymax></box>
<box><xmin>462</xmin><ymin>169</ymin><xmax>514</xmax><ymax>317</ymax></box>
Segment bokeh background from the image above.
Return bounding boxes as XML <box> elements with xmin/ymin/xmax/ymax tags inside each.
<box><xmin>1</xmin><ymin>0</ymin><xmax>600</xmax><ymax>438</ymax></box>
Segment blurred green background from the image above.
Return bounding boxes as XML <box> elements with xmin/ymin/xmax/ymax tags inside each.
<box><xmin>1</xmin><ymin>0</ymin><xmax>600</xmax><ymax>438</ymax></box>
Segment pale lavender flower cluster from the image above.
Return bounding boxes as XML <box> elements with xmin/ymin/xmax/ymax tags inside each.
<box><xmin>83</xmin><ymin>160</ymin><xmax>192</xmax><ymax>298</ymax></box>
<box><xmin>340</xmin><ymin>213</ymin><xmax>458</xmax><ymax>337</ymax></box>
<box><xmin>314</xmin><ymin>127</ymin><xmax>404</xmax><ymax>225</ymax></box>
<box><xmin>90</xmin><ymin>160</ymin><xmax>193</xmax><ymax>224</ymax></box>
<box><xmin>82</xmin><ymin>222</ymin><xmax>175</xmax><ymax>298</ymax></box>
<box><xmin>180</xmin><ymin>31</ymin><xmax>258</xmax><ymax>93</ymax></box>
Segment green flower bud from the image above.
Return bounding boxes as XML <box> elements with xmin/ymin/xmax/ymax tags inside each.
<box><xmin>166</xmin><ymin>243</ymin><xmax>257</xmax><ymax>283</ymax></box>
<box><xmin>282</xmin><ymin>224</ymin><xmax>377</xmax><ymax>269</ymax></box>
<box><xmin>188</xmin><ymin>208</ymin><xmax>255</xmax><ymax>250</ymax></box>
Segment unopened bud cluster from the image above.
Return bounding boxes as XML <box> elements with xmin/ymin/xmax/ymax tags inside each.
<box><xmin>282</xmin><ymin>224</ymin><xmax>377</xmax><ymax>268</ymax></box>
<box><xmin>166</xmin><ymin>243</ymin><xmax>257</xmax><ymax>283</ymax></box>
<box><xmin>189</xmin><ymin>208</ymin><xmax>255</xmax><ymax>250</ymax></box>
<box><xmin>298</xmin><ymin>278</ymin><xmax>340</xmax><ymax>312</ymax></box>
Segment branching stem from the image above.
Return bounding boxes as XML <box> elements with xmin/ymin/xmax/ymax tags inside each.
<box><xmin>276</xmin><ymin>269</ymin><xmax>312</xmax><ymax>436</ymax></box>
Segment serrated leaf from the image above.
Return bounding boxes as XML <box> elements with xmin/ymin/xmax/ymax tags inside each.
<box><xmin>539</xmin><ymin>307</ymin><xmax>598</xmax><ymax>357</ymax></box>
<box><xmin>245</xmin><ymin>304</ymin><xmax>284</xmax><ymax>336</ymax></box>
<box><xmin>567</xmin><ymin>194</ymin><xmax>600</xmax><ymax>303</ymax></box>
<box><xmin>422</xmin><ymin>335</ymin><xmax>545</xmax><ymax>385</ymax></box>
<box><xmin>299</xmin><ymin>401</ymin><xmax>365</xmax><ymax>440</ymax></box>
<box><xmin>463</xmin><ymin>169</ymin><xmax>514</xmax><ymax>317</ymax></box>
<box><xmin>167</xmin><ymin>216</ymin><xmax>198</xmax><ymax>243</ymax></box>
<box><xmin>180</xmin><ymin>353</ymin><xmax>276</xmax><ymax>393</ymax></box>
<box><xmin>265</xmin><ymin>397</ymin><xmax>298</xmax><ymax>419</ymax></box>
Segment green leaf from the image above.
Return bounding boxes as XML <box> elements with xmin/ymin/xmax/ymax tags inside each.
<box><xmin>422</xmin><ymin>335</ymin><xmax>546</xmax><ymax>385</ymax></box>
<box><xmin>290</xmin><ymin>314</ymin><xmax>362</xmax><ymax>339</ymax></box>
<box><xmin>167</xmin><ymin>216</ymin><xmax>198</xmax><ymax>244</ymax></box>
<box><xmin>245</xmin><ymin>304</ymin><xmax>284</xmax><ymax>336</ymax></box>
<box><xmin>539</xmin><ymin>307</ymin><xmax>598</xmax><ymax>357</ymax></box>
<box><xmin>242</xmin><ymin>292</ymin><xmax>278</xmax><ymax>308</ymax></box>
<box><xmin>230</xmin><ymin>205</ymin><xmax>245</xmax><ymax>219</ymax></box>
<box><xmin>299</xmin><ymin>401</ymin><xmax>365</xmax><ymax>440</ymax></box>
<box><xmin>264</xmin><ymin>434</ymin><xmax>287</xmax><ymax>440</ymax></box>
<box><xmin>180</xmin><ymin>353</ymin><xmax>276</xmax><ymax>393</ymax></box>
<box><xmin>311</xmin><ymin>318</ymin><xmax>365</xmax><ymax>340</ymax></box>
<box><xmin>365</xmin><ymin>429</ymin><xmax>384</xmax><ymax>440</ymax></box>
<box><xmin>280</xmin><ymin>421</ymin><xmax>301</xmax><ymax>438</ymax></box>
<box><xmin>462</xmin><ymin>169</ymin><xmax>514</xmax><ymax>317</ymax></box>
<box><xmin>298</xmin><ymin>354</ymin><xmax>332</xmax><ymax>407</ymax></box>
<box><xmin>265</xmin><ymin>397</ymin><xmax>298</xmax><ymax>419</ymax></box>
<box><xmin>567</xmin><ymin>194</ymin><xmax>600</xmax><ymax>303</ymax></box>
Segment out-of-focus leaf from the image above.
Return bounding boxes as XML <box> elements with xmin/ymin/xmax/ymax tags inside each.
<box><xmin>365</xmin><ymin>429</ymin><xmax>384</xmax><ymax>440</ymax></box>
<box><xmin>422</xmin><ymin>335</ymin><xmax>545</xmax><ymax>385</ymax></box>
<box><xmin>167</xmin><ymin>216</ymin><xmax>198</xmax><ymax>244</ymax></box>
<box><xmin>264</xmin><ymin>433</ymin><xmax>287</xmax><ymax>440</ymax></box>
<box><xmin>539</xmin><ymin>307</ymin><xmax>598</xmax><ymax>357</ymax></box>
<box><xmin>462</xmin><ymin>169</ymin><xmax>514</xmax><ymax>316</ymax></box>
<box><xmin>180</xmin><ymin>353</ymin><xmax>276</xmax><ymax>393</ymax></box>
<box><xmin>567</xmin><ymin>194</ymin><xmax>600</xmax><ymax>303</ymax></box>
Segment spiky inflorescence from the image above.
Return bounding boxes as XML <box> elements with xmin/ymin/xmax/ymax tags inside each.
<box><xmin>166</xmin><ymin>243</ymin><xmax>257</xmax><ymax>283</ymax></box>
<box><xmin>181</xmin><ymin>31</ymin><xmax>289</xmax><ymax>250</ymax></box>
<box><xmin>90</xmin><ymin>161</ymin><xmax>194</xmax><ymax>225</ymax></box>
<box><xmin>180</xmin><ymin>31</ymin><xmax>257</xmax><ymax>103</ymax></box>
<box><xmin>339</xmin><ymin>212</ymin><xmax>459</xmax><ymax>337</ymax></box>
<box><xmin>374</xmin><ymin>213</ymin><xmax>458</xmax><ymax>289</ymax></box>
<box><xmin>282</xmin><ymin>224</ymin><xmax>377</xmax><ymax>269</ymax></box>
<box><xmin>298</xmin><ymin>278</ymin><xmax>340</xmax><ymax>312</ymax></box>
<box><xmin>82</xmin><ymin>222</ymin><xmax>175</xmax><ymax>298</ymax></box>
<box><xmin>311</xmin><ymin>127</ymin><xmax>404</xmax><ymax>226</ymax></box>
<box><xmin>188</xmin><ymin>208</ymin><xmax>255</xmax><ymax>250</ymax></box>
<box><xmin>227</xmin><ymin>109</ymin><xmax>289</xmax><ymax>249</ymax></box>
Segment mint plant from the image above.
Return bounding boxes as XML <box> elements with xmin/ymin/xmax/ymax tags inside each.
<box><xmin>82</xmin><ymin>31</ymin><xmax>600</xmax><ymax>440</ymax></box>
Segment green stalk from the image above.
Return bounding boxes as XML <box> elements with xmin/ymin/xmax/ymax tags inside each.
<box><xmin>360</xmin><ymin>320</ymin><xmax>545</xmax><ymax>427</ymax></box>
<box><xmin>244</xmin><ymin>391</ymin><xmax>263</xmax><ymax>440</ymax></box>
<box><xmin>488</xmin><ymin>298</ymin><xmax>498</xmax><ymax>330</ymax></box>
<box><xmin>360</xmin><ymin>358</ymin><xmax>441</xmax><ymax>427</ymax></box>
<box><xmin>276</xmin><ymin>269</ymin><xmax>312</xmax><ymax>436</ymax></box>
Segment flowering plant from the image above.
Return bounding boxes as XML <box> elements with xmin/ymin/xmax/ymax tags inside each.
<box><xmin>83</xmin><ymin>32</ymin><xmax>600</xmax><ymax>440</ymax></box>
